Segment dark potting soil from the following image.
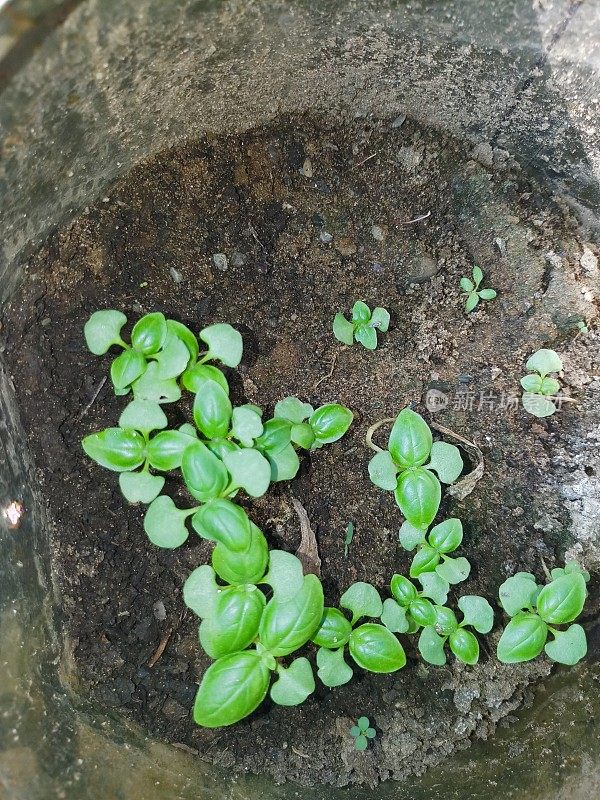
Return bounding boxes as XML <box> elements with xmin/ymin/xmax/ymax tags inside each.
<box><xmin>2</xmin><ymin>115</ymin><xmax>598</xmax><ymax>788</ymax></box>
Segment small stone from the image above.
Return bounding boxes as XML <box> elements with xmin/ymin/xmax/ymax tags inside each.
<box><xmin>392</xmin><ymin>114</ymin><xmax>406</xmax><ymax>128</ymax></box>
<box><xmin>371</xmin><ymin>225</ymin><xmax>385</xmax><ymax>241</ymax></box>
<box><xmin>319</xmin><ymin>231</ymin><xmax>333</xmax><ymax>243</ymax></box>
<box><xmin>335</xmin><ymin>237</ymin><xmax>357</xmax><ymax>257</ymax></box>
<box><xmin>41</xmin><ymin>317</ymin><xmax>51</xmax><ymax>327</ymax></box>
<box><xmin>580</xmin><ymin>246</ymin><xmax>598</xmax><ymax>273</ymax></box>
<box><xmin>169</xmin><ymin>267</ymin><xmax>183</xmax><ymax>283</ymax></box>
<box><xmin>213</xmin><ymin>253</ymin><xmax>228</xmax><ymax>271</ymax></box>
<box><xmin>231</xmin><ymin>251</ymin><xmax>247</xmax><ymax>268</ymax></box>
<box><xmin>301</xmin><ymin>158</ymin><xmax>314</xmax><ymax>178</ymax></box>
<box><xmin>153</xmin><ymin>601</ymin><xmax>167</xmax><ymax>621</ymax></box>
<box><xmin>471</xmin><ymin>142</ymin><xmax>494</xmax><ymax>169</ymax></box>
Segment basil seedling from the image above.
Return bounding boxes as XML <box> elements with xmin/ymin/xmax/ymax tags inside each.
<box><xmin>350</xmin><ymin>717</ymin><xmax>376</xmax><ymax>751</ymax></box>
<box><xmin>497</xmin><ymin>562</ymin><xmax>589</xmax><ymax>665</ymax></box>
<box><xmin>368</xmin><ymin>408</ymin><xmax>463</xmax><ymax>529</ymax></box>
<box><xmin>313</xmin><ymin>582</ymin><xmax>406</xmax><ymax>687</ymax></box>
<box><xmin>520</xmin><ymin>348</ymin><xmax>563</xmax><ymax>418</ymax></box>
<box><xmin>460</xmin><ymin>266</ymin><xmax>497</xmax><ymax>312</ymax></box>
<box><xmin>406</xmin><ymin>518</ymin><xmax>471</xmax><ymax>588</ymax></box>
<box><xmin>418</xmin><ymin>595</ymin><xmax>494</xmax><ymax>665</ymax></box>
<box><xmin>333</xmin><ymin>301</ymin><xmax>390</xmax><ymax>350</ymax></box>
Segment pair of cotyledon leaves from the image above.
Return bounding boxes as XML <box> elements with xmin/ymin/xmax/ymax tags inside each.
<box><xmin>368</xmin><ymin>408</ymin><xmax>463</xmax><ymax>529</ymax></box>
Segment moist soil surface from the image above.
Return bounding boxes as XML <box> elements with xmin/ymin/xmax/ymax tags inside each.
<box><xmin>2</xmin><ymin>115</ymin><xmax>598</xmax><ymax>788</ymax></box>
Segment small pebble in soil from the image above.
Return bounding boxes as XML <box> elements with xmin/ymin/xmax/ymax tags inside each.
<box><xmin>335</xmin><ymin>238</ymin><xmax>357</xmax><ymax>256</ymax></box>
<box><xmin>212</xmin><ymin>253</ymin><xmax>228</xmax><ymax>271</ymax></box>
<box><xmin>371</xmin><ymin>225</ymin><xmax>385</xmax><ymax>241</ymax></box>
<box><xmin>169</xmin><ymin>266</ymin><xmax>183</xmax><ymax>283</ymax></box>
<box><xmin>320</xmin><ymin>231</ymin><xmax>333</xmax><ymax>243</ymax></box>
<box><xmin>301</xmin><ymin>158</ymin><xmax>314</xmax><ymax>178</ymax></box>
<box><xmin>392</xmin><ymin>114</ymin><xmax>406</xmax><ymax>128</ymax></box>
<box><xmin>153</xmin><ymin>600</ymin><xmax>167</xmax><ymax>621</ymax></box>
<box><xmin>231</xmin><ymin>251</ymin><xmax>247</xmax><ymax>268</ymax></box>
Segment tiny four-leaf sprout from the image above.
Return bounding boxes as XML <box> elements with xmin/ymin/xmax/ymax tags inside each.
<box><xmin>333</xmin><ymin>301</ymin><xmax>390</xmax><ymax>350</ymax></box>
<box><xmin>520</xmin><ymin>348</ymin><xmax>563</xmax><ymax>418</ymax></box>
<box><xmin>350</xmin><ymin>717</ymin><xmax>376</xmax><ymax>751</ymax></box>
<box><xmin>460</xmin><ymin>265</ymin><xmax>497</xmax><ymax>313</ymax></box>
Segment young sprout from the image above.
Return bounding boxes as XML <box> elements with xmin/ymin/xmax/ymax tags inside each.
<box><xmin>520</xmin><ymin>348</ymin><xmax>563</xmax><ymax>418</ymax></box>
<box><xmin>496</xmin><ymin>562</ymin><xmax>589</xmax><ymax>665</ymax></box>
<box><xmin>333</xmin><ymin>301</ymin><xmax>390</xmax><ymax>350</ymax></box>
<box><xmin>350</xmin><ymin>717</ymin><xmax>376</xmax><ymax>751</ymax></box>
<box><xmin>343</xmin><ymin>522</ymin><xmax>355</xmax><ymax>558</ymax></box>
<box><xmin>460</xmin><ymin>266</ymin><xmax>497</xmax><ymax>312</ymax></box>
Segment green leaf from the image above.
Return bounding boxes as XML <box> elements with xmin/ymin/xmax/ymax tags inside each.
<box><xmin>368</xmin><ymin>450</ymin><xmax>399</xmax><ymax>491</ymax></box>
<box><xmin>352</xmin><ymin>301</ymin><xmax>371</xmax><ymax>323</ymax></box>
<box><xmin>290</xmin><ymin>423</ymin><xmax>315</xmax><ymax>450</ymax></box>
<box><xmin>357</xmin><ymin>716</ymin><xmax>370</xmax><ymax>730</ymax></box>
<box><xmin>259</xmin><ymin>574</ymin><xmax>324</xmax><ymax>657</ymax></box>
<box><xmin>223</xmin><ymin>448</ymin><xmax>271</xmax><ymax>497</ymax></box>
<box><xmin>132</xmin><ymin>362</ymin><xmax>181</xmax><ymax>404</ymax></box>
<box><xmin>478</xmin><ymin>288</ymin><xmax>497</xmax><ymax>301</ymax></box>
<box><xmin>166</xmin><ymin>319</ymin><xmax>199</xmax><ymax>363</ymax></box>
<box><xmin>274</xmin><ymin>396</ymin><xmax>314</xmax><ymax>424</ymax></box>
<box><xmin>408</xmin><ymin>597</ymin><xmax>437</xmax><ymax>628</ymax></box>
<box><xmin>536</xmin><ymin>573</ymin><xmax>587</xmax><ymax>624</ymax></box>
<box><xmin>193</xmin><ymin>651</ymin><xmax>270</xmax><ymax>728</ymax></box>
<box><xmin>522</xmin><ymin>392</ymin><xmax>556</xmax><ymax>417</ymax></box>
<box><xmin>365</xmin><ymin>727</ymin><xmax>376</xmax><ymax>739</ymax></box>
<box><xmin>193</xmin><ymin>380</ymin><xmax>233</xmax><ymax>438</ymax></box>
<box><xmin>465</xmin><ymin>292</ymin><xmax>479</xmax><ymax>312</ymax></box>
<box><xmin>153</xmin><ymin>331</ymin><xmax>191</xmax><ymax>379</ymax></box>
<box><xmin>436</xmin><ymin>556</ymin><xmax>471</xmax><ymax>585</ymax></box>
<box><xmin>380</xmin><ymin>599</ymin><xmax>409</xmax><ymax>633</ymax></box>
<box><xmin>316</xmin><ymin>646</ymin><xmax>353</xmax><ymax>687</ymax></box>
<box><xmin>270</xmin><ymin>658</ymin><xmax>315</xmax><ymax>706</ymax></box>
<box><xmin>427</xmin><ymin>518</ymin><xmax>463</xmax><ymax>553</ymax></box>
<box><xmin>498</xmin><ymin>574</ymin><xmax>539</xmax><ymax>617</ymax></box>
<box><xmin>388</xmin><ymin>408</ymin><xmax>433</xmax><ymax>468</ymax></box>
<box><xmin>525</xmin><ymin>348</ymin><xmax>562</xmax><ymax>376</ymax></box>
<box><xmin>82</xmin><ymin>428</ymin><xmax>146</xmax><ymax>472</ymax></box>
<box><xmin>355</xmin><ymin>735</ymin><xmax>368</xmax><ymax>751</ymax></box>
<box><xmin>540</xmin><ymin>376</ymin><xmax>560</xmax><ymax>396</ymax></box>
<box><xmin>313</xmin><ymin>607</ymin><xmax>354</xmax><ymax>648</ymax></box>
<box><xmin>418</xmin><ymin>626</ymin><xmax>447</xmax><ymax>665</ymax></box>
<box><xmin>409</xmin><ymin>546</ymin><xmax>441</xmax><ymax>578</ymax></box>
<box><xmin>544</xmin><ymin>624</ymin><xmax>587</xmax><ymax>665</ymax></box>
<box><xmin>426</xmin><ymin>442</ymin><xmax>463</xmax><ymax>485</ymax></box>
<box><xmin>266</xmin><ymin>444</ymin><xmax>300</xmax><ymax>482</ymax></box>
<box><xmin>263</xmin><ymin>550</ymin><xmax>305</xmax><ymax>602</ymax></box>
<box><xmin>395</xmin><ymin>467</ymin><xmax>441</xmax><ymax>528</ymax></box>
<box><xmin>350</xmin><ymin>725</ymin><xmax>361</xmax><ymax>737</ymax></box>
<box><xmin>370</xmin><ymin>307</ymin><xmax>390</xmax><ymax>332</ymax></box>
<box><xmin>472</xmin><ymin>265</ymin><xmax>483</xmax><ymax>287</ymax></box>
<box><xmin>449</xmin><ymin>628</ymin><xmax>479</xmax><ymax>664</ymax></box>
<box><xmin>520</xmin><ymin>374</ymin><xmax>543</xmax><ymax>393</ymax></box>
<box><xmin>118</xmin><ymin>471</ymin><xmax>164</xmax><ymax>504</ymax></box>
<box><xmin>181</xmin><ymin>441</ymin><xmax>229</xmax><ymax>501</ymax></box>
<box><xmin>333</xmin><ymin>313</ymin><xmax>355</xmax><ymax>346</ymax></box>
<box><xmin>390</xmin><ymin>574</ymin><xmax>418</xmax><ymax>606</ymax></box>
<box><xmin>309</xmin><ymin>404</ymin><xmax>353</xmax><ymax>445</ymax></box>
<box><xmin>398</xmin><ymin>520</ymin><xmax>427</xmax><ymax>551</ymax></box>
<box><xmin>231</xmin><ymin>405</ymin><xmax>264</xmax><ymax>447</ymax></box>
<box><xmin>181</xmin><ymin>363</ymin><xmax>230</xmax><ymax>395</ymax></box>
<box><xmin>212</xmin><ymin>523</ymin><xmax>269</xmax><ymax>585</ymax></box>
<box><xmin>434</xmin><ymin>606</ymin><xmax>459</xmax><ymax>635</ymax></box>
<box><xmin>564</xmin><ymin>561</ymin><xmax>591</xmax><ymax>582</ymax></box>
<box><xmin>183</xmin><ymin>564</ymin><xmax>220</xmax><ymax>618</ymax></box>
<box><xmin>110</xmin><ymin>349</ymin><xmax>147</xmax><ymax>390</ymax></box>
<box><xmin>458</xmin><ymin>595</ymin><xmax>494</xmax><ymax>633</ymax></box>
<box><xmin>205</xmin><ymin>437</ymin><xmax>239</xmax><ymax>461</ymax></box>
<box><xmin>192</xmin><ymin>499</ymin><xmax>252</xmax><ymax>552</ymax></box>
<box><xmin>340</xmin><ymin>582</ymin><xmax>383</xmax><ymax>623</ymax></box>
<box><xmin>349</xmin><ymin>623</ymin><xmax>406</xmax><ymax>673</ymax></box>
<box><xmin>497</xmin><ymin>612</ymin><xmax>548</xmax><ymax>663</ymax></box>
<box><xmin>118</xmin><ymin>400</ymin><xmax>168</xmax><ymax>436</ymax></box>
<box><xmin>199</xmin><ymin>585</ymin><xmax>266</xmax><ymax>659</ymax></box>
<box><xmin>144</xmin><ymin>495</ymin><xmax>192</xmax><ymax>548</ymax></box>
<box><xmin>460</xmin><ymin>277</ymin><xmax>474</xmax><ymax>292</ymax></box>
<box><xmin>255</xmin><ymin>418</ymin><xmax>292</xmax><ymax>455</ymax></box>
<box><xmin>199</xmin><ymin>323</ymin><xmax>243</xmax><ymax>367</ymax></box>
<box><xmin>354</xmin><ymin>324</ymin><xmax>378</xmax><ymax>350</ymax></box>
<box><xmin>418</xmin><ymin>572</ymin><xmax>449</xmax><ymax>605</ymax></box>
<box><xmin>146</xmin><ymin>429</ymin><xmax>197</xmax><ymax>471</ymax></box>
<box><xmin>131</xmin><ymin>312</ymin><xmax>167</xmax><ymax>355</ymax></box>
<box><xmin>84</xmin><ymin>309</ymin><xmax>127</xmax><ymax>354</ymax></box>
